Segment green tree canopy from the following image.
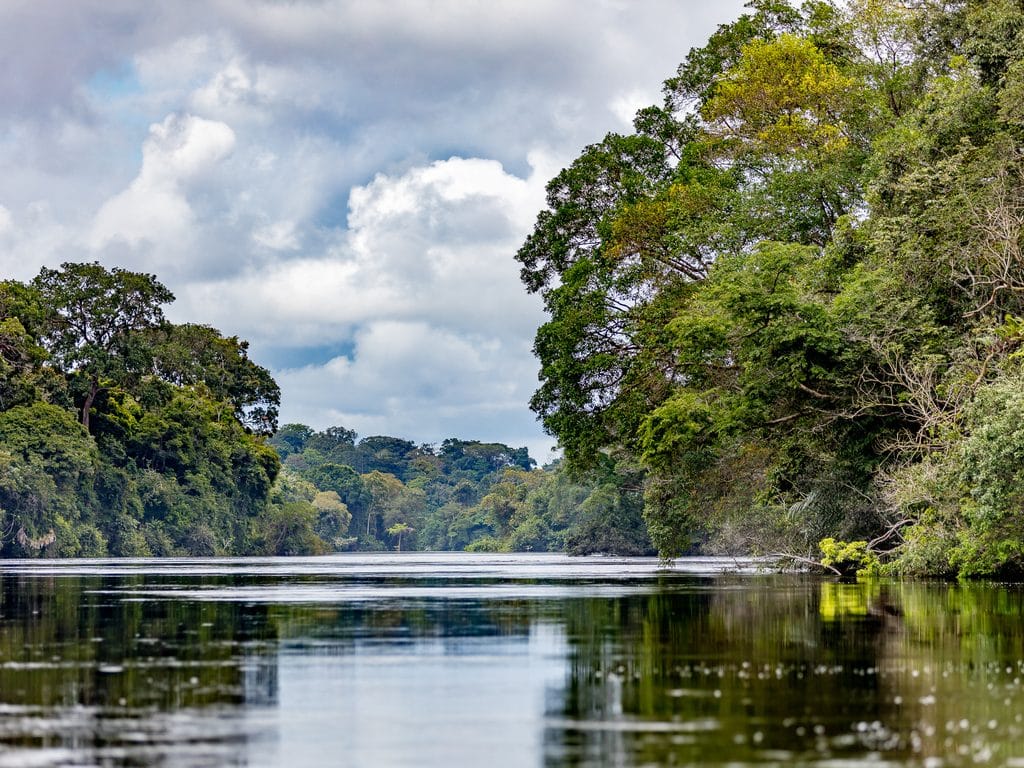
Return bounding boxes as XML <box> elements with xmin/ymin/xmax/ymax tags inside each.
<box><xmin>32</xmin><ymin>262</ymin><xmax>174</xmax><ymax>430</ymax></box>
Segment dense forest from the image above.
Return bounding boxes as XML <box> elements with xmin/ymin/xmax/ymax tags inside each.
<box><xmin>0</xmin><ymin>262</ymin><xmax>648</xmax><ymax>556</ymax></box>
<box><xmin>0</xmin><ymin>263</ymin><xmax>282</xmax><ymax>556</ymax></box>
<box><xmin>8</xmin><ymin>0</ymin><xmax>1024</xmax><ymax>575</ymax></box>
<box><xmin>517</xmin><ymin>0</ymin><xmax>1024</xmax><ymax>576</ymax></box>
<box><xmin>267</xmin><ymin>426</ymin><xmax>651</xmax><ymax>555</ymax></box>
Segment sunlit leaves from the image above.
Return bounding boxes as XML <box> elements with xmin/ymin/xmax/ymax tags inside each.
<box><xmin>702</xmin><ymin>34</ymin><xmax>858</xmax><ymax>156</ymax></box>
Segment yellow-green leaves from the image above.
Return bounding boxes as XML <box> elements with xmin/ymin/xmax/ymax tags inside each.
<box><xmin>819</xmin><ymin>537</ymin><xmax>881</xmax><ymax>577</ymax></box>
<box><xmin>639</xmin><ymin>390</ymin><xmax>716</xmax><ymax>470</ymax></box>
<box><xmin>703</xmin><ymin>33</ymin><xmax>857</xmax><ymax>155</ymax></box>
<box><xmin>605</xmin><ymin>179</ymin><xmax>736</xmax><ymax>284</ymax></box>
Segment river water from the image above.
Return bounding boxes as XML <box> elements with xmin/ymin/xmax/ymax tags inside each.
<box><xmin>0</xmin><ymin>553</ymin><xmax>1022</xmax><ymax>766</ymax></box>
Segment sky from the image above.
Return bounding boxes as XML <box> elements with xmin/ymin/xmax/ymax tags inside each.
<box><xmin>0</xmin><ymin>0</ymin><xmax>747</xmax><ymax>463</ymax></box>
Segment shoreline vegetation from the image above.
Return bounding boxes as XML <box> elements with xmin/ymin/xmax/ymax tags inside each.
<box><xmin>514</xmin><ymin>0</ymin><xmax>1024</xmax><ymax>579</ymax></box>
<box><xmin>5</xmin><ymin>1</ymin><xmax>1024</xmax><ymax>577</ymax></box>
<box><xmin>0</xmin><ymin>263</ymin><xmax>651</xmax><ymax>559</ymax></box>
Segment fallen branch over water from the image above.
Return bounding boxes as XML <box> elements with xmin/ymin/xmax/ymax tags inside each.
<box><xmin>765</xmin><ymin>552</ymin><xmax>843</xmax><ymax>576</ymax></box>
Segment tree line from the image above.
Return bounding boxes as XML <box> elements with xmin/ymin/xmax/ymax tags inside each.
<box><xmin>13</xmin><ymin>0</ymin><xmax>1024</xmax><ymax>573</ymax></box>
<box><xmin>0</xmin><ymin>262</ymin><xmax>649</xmax><ymax>557</ymax></box>
<box><xmin>264</xmin><ymin>426</ymin><xmax>652</xmax><ymax>555</ymax></box>
<box><xmin>517</xmin><ymin>0</ymin><xmax>1024</xmax><ymax>576</ymax></box>
<box><xmin>0</xmin><ymin>262</ymin><xmax>281</xmax><ymax>555</ymax></box>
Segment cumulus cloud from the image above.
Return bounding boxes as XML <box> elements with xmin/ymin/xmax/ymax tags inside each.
<box><xmin>84</xmin><ymin>114</ymin><xmax>237</xmax><ymax>281</ymax></box>
<box><xmin>176</xmin><ymin>154</ymin><xmax>553</xmax><ymax>454</ymax></box>
<box><xmin>0</xmin><ymin>0</ymin><xmax>748</xmax><ymax>457</ymax></box>
<box><xmin>276</xmin><ymin>320</ymin><xmax>549</xmax><ymax>458</ymax></box>
<box><xmin>90</xmin><ymin>113</ymin><xmax>236</xmax><ymax>252</ymax></box>
<box><xmin>183</xmin><ymin>154</ymin><xmax>550</xmax><ymax>339</ymax></box>
<box><xmin>252</xmin><ymin>220</ymin><xmax>301</xmax><ymax>252</ymax></box>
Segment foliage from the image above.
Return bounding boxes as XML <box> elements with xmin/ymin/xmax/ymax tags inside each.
<box><xmin>947</xmin><ymin>372</ymin><xmax>1024</xmax><ymax>576</ymax></box>
<box><xmin>32</xmin><ymin>262</ymin><xmax>174</xmax><ymax>430</ymax></box>
<box><xmin>386</xmin><ymin>522</ymin><xmax>413</xmax><ymax>551</ymax></box>
<box><xmin>259</xmin><ymin>502</ymin><xmax>328</xmax><ymax>556</ymax></box>
<box><xmin>0</xmin><ymin>263</ymin><xmax>280</xmax><ymax>557</ymax></box>
<box><xmin>702</xmin><ymin>33</ymin><xmax>858</xmax><ymax>156</ymax></box>
<box><xmin>515</xmin><ymin>0</ymin><xmax>1024</xmax><ymax>575</ymax></box>
<box><xmin>818</xmin><ymin>537</ymin><xmax>880</xmax><ymax>577</ymax></box>
<box><xmin>148</xmin><ymin>323</ymin><xmax>280</xmax><ymax>435</ymax></box>
<box><xmin>270</xmin><ymin>428</ymin><xmax>652</xmax><ymax>555</ymax></box>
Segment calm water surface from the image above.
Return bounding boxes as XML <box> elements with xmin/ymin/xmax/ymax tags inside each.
<box><xmin>0</xmin><ymin>553</ymin><xmax>1023</xmax><ymax>766</ymax></box>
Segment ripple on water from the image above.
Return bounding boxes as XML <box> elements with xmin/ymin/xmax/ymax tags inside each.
<box><xmin>0</xmin><ymin>555</ymin><xmax>1021</xmax><ymax>767</ymax></box>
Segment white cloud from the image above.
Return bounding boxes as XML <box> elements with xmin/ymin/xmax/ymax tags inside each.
<box><xmin>0</xmin><ymin>202</ymin><xmax>75</xmax><ymax>282</ymax></box>
<box><xmin>252</xmin><ymin>220</ymin><xmax>301</xmax><ymax>251</ymax></box>
<box><xmin>276</xmin><ymin>321</ymin><xmax>554</xmax><ymax>459</ymax></box>
<box><xmin>133</xmin><ymin>35</ymin><xmax>225</xmax><ymax>102</ymax></box>
<box><xmin>182</xmin><ymin>155</ymin><xmax>546</xmax><ymax>342</ymax></box>
<box><xmin>190</xmin><ymin>57</ymin><xmax>279</xmax><ymax>125</ymax></box>
<box><xmin>610</xmin><ymin>88</ymin><xmax>658</xmax><ymax>129</ymax></box>
<box><xmin>176</xmin><ymin>154</ymin><xmax>549</xmax><ymax>451</ymax></box>
<box><xmin>0</xmin><ymin>0</ymin><xmax>749</xmax><ymax>457</ymax></box>
<box><xmin>89</xmin><ymin>113</ymin><xmax>235</xmax><ymax>253</ymax></box>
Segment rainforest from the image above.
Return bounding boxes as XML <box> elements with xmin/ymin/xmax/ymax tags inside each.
<box><xmin>0</xmin><ymin>264</ymin><xmax>648</xmax><ymax>559</ymax></box>
<box><xmin>514</xmin><ymin>0</ymin><xmax>1024</xmax><ymax>578</ymax></box>
<box><xmin>5</xmin><ymin>0</ymin><xmax>1024</xmax><ymax>576</ymax></box>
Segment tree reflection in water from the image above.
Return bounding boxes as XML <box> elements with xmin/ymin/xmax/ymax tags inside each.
<box><xmin>0</xmin><ymin>559</ymin><xmax>1022</xmax><ymax>766</ymax></box>
<box><xmin>546</xmin><ymin>578</ymin><xmax>1024</xmax><ymax>766</ymax></box>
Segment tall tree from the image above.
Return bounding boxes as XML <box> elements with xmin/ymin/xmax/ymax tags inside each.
<box><xmin>32</xmin><ymin>263</ymin><xmax>174</xmax><ymax>430</ymax></box>
<box><xmin>514</xmin><ymin>0</ymin><xmax>959</xmax><ymax>561</ymax></box>
<box><xmin>148</xmin><ymin>323</ymin><xmax>280</xmax><ymax>435</ymax></box>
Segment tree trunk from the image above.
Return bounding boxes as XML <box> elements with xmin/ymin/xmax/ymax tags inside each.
<box><xmin>81</xmin><ymin>378</ymin><xmax>99</xmax><ymax>431</ymax></box>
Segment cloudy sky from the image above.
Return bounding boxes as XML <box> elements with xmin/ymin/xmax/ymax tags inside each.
<box><xmin>0</xmin><ymin>0</ymin><xmax>746</xmax><ymax>461</ymax></box>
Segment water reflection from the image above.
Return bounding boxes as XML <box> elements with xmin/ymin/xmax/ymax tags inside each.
<box><xmin>0</xmin><ymin>555</ymin><xmax>1022</xmax><ymax>766</ymax></box>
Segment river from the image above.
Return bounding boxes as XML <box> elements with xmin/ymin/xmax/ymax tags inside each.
<box><xmin>0</xmin><ymin>552</ymin><xmax>1021</xmax><ymax>766</ymax></box>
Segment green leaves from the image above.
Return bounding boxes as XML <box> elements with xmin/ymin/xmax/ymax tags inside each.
<box><xmin>148</xmin><ymin>323</ymin><xmax>280</xmax><ymax>435</ymax></box>
<box><xmin>0</xmin><ymin>262</ymin><xmax>282</xmax><ymax>557</ymax></box>
<box><xmin>32</xmin><ymin>262</ymin><xmax>174</xmax><ymax>429</ymax></box>
<box><xmin>0</xmin><ymin>403</ymin><xmax>96</xmax><ymax>485</ymax></box>
<box><xmin>818</xmin><ymin>537</ymin><xmax>880</xmax><ymax>576</ymax></box>
<box><xmin>516</xmin><ymin>0</ymin><xmax>1015</xmax><ymax>563</ymax></box>
<box><xmin>0</xmin><ymin>403</ymin><xmax>98</xmax><ymax>553</ymax></box>
<box><xmin>703</xmin><ymin>33</ymin><xmax>858</xmax><ymax>155</ymax></box>
<box><xmin>639</xmin><ymin>391</ymin><xmax>716</xmax><ymax>471</ymax></box>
